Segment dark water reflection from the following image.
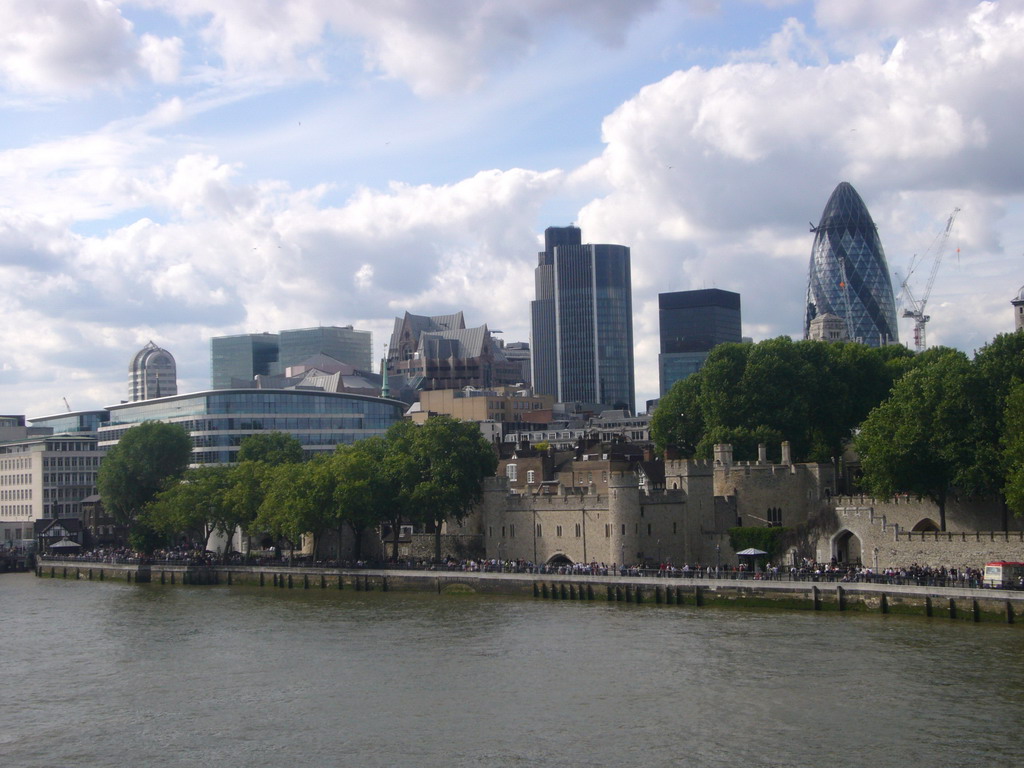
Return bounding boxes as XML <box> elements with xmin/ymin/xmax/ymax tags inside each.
<box><xmin>3</xmin><ymin>574</ymin><xmax>1022</xmax><ymax>767</ymax></box>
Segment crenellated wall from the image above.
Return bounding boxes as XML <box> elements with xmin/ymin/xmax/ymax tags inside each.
<box><xmin>817</xmin><ymin>496</ymin><xmax>1024</xmax><ymax>569</ymax></box>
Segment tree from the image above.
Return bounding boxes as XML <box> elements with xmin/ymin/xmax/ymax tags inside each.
<box><xmin>256</xmin><ymin>458</ymin><xmax>337</xmax><ymax>559</ymax></box>
<box><xmin>410</xmin><ymin>416</ymin><xmax>498</xmax><ymax>561</ymax></box>
<box><xmin>144</xmin><ymin>466</ymin><xmax>228</xmax><ymax>545</ymax></box>
<box><xmin>328</xmin><ymin>440</ymin><xmax>391</xmax><ymax>561</ymax></box>
<box><xmin>652</xmin><ymin>338</ymin><xmax>911</xmax><ymax>463</ymax></box>
<box><xmin>855</xmin><ymin>350</ymin><xmax>983</xmax><ymax>530</ymax></box>
<box><xmin>1002</xmin><ymin>378</ymin><xmax>1024</xmax><ymax>516</ymax></box>
<box><xmin>650</xmin><ymin>374</ymin><xmax>702</xmax><ymax>456</ymax></box>
<box><xmin>237</xmin><ymin>431</ymin><xmax>304</xmax><ymax>465</ymax></box>
<box><xmin>98</xmin><ymin>421</ymin><xmax>192</xmax><ymax>534</ymax></box>
<box><xmin>378</xmin><ymin>417</ymin><xmax>497</xmax><ymax>562</ymax></box>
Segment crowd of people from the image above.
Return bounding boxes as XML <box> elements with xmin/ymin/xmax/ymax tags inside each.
<box><xmin>38</xmin><ymin>548</ymin><xmax>1020</xmax><ymax>589</ymax></box>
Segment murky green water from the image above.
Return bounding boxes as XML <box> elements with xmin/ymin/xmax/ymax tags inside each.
<box><xmin>3</xmin><ymin>573</ymin><xmax>1022</xmax><ymax>767</ymax></box>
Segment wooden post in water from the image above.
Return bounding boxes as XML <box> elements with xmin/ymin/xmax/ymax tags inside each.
<box><xmin>948</xmin><ymin>598</ymin><xmax>957</xmax><ymax>619</ymax></box>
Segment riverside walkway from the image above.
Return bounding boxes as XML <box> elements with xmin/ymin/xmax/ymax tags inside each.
<box><xmin>35</xmin><ymin>558</ymin><xmax>1024</xmax><ymax>624</ymax></box>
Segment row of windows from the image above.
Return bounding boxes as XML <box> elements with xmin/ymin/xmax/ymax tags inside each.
<box><xmin>43</xmin><ymin>456</ymin><xmax>100</xmax><ymax>468</ymax></box>
<box><xmin>106</xmin><ymin>392</ymin><xmax>403</xmax><ymax>425</ymax></box>
<box><xmin>0</xmin><ymin>457</ymin><xmax>30</xmax><ymax>469</ymax></box>
<box><xmin>0</xmin><ymin>474</ymin><xmax>31</xmax><ymax>486</ymax></box>
<box><xmin>0</xmin><ymin>505</ymin><xmax>32</xmax><ymax>517</ymax></box>
<box><xmin>0</xmin><ymin>489</ymin><xmax>31</xmax><ymax>501</ymax></box>
<box><xmin>43</xmin><ymin>484</ymin><xmax>96</xmax><ymax>498</ymax></box>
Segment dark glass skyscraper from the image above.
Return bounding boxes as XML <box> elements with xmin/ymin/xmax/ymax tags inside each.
<box><xmin>804</xmin><ymin>182</ymin><xmax>899</xmax><ymax>347</ymax></box>
<box><xmin>658</xmin><ymin>289</ymin><xmax>742</xmax><ymax>396</ymax></box>
<box><xmin>530</xmin><ymin>226</ymin><xmax>635</xmax><ymax>413</ymax></box>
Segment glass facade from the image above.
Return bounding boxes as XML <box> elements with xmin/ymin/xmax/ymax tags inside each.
<box><xmin>211</xmin><ymin>333</ymin><xmax>280</xmax><ymax>389</ymax></box>
<box><xmin>29</xmin><ymin>411</ymin><xmax>109</xmax><ymax>436</ymax></box>
<box><xmin>804</xmin><ymin>182</ymin><xmax>899</xmax><ymax>347</ymax></box>
<box><xmin>99</xmin><ymin>389</ymin><xmax>404</xmax><ymax>465</ymax></box>
<box><xmin>658</xmin><ymin>289</ymin><xmax>742</xmax><ymax>395</ymax></box>
<box><xmin>278</xmin><ymin>326</ymin><xmax>372</xmax><ymax>372</ymax></box>
<box><xmin>531</xmin><ymin>228</ymin><xmax>635</xmax><ymax>413</ymax></box>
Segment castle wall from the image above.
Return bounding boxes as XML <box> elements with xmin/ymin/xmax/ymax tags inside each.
<box><xmin>714</xmin><ymin>461</ymin><xmax>835</xmax><ymax>528</ymax></box>
<box><xmin>815</xmin><ymin>496</ymin><xmax>1024</xmax><ymax>569</ymax></box>
<box><xmin>482</xmin><ymin>465</ymin><xmax>738</xmax><ymax>568</ymax></box>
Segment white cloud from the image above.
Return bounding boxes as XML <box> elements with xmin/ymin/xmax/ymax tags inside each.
<box><xmin>141</xmin><ymin>0</ymin><xmax>663</xmax><ymax>96</ymax></box>
<box><xmin>0</xmin><ymin>0</ymin><xmax>182</xmax><ymax>94</ymax></box>
<box><xmin>139</xmin><ymin>33</ymin><xmax>183</xmax><ymax>83</ymax></box>
<box><xmin>2</xmin><ymin>1</ymin><xmax>1023</xmax><ymax>417</ymax></box>
<box><xmin>574</xmin><ymin>0</ymin><xmax>1024</xmax><ymax>397</ymax></box>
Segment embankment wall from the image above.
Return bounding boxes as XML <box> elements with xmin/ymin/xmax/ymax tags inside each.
<box><xmin>35</xmin><ymin>560</ymin><xmax>1024</xmax><ymax>625</ymax></box>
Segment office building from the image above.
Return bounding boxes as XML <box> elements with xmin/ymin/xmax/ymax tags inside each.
<box><xmin>658</xmin><ymin>289</ymin><xmax>742</xmax><ymax>395</ymax></box>
<box><xmin>211</xmin><ymin>326</ymin><xmax>371</xmax><ymax>389</ymax></box>
<box><xmin>0</xmin><ymin>432</ymin><xmax>100</xmax><ymax>546</ymax></box>
<box><xmin>128</xmin><ymin>341</ymin><xmax>177</xmax><ymax>402</ymax></box>
<box><xmin>530</xmin><ymin>226</ymin><xmax>635</xmax><ymax>413</ymax></box>
<box><xmin>98</xmin><ymin>389</ymin><xmax>405</xmax><ymax>466</ymax></box>
<box><xmin>804</xmin><ymin>182</ymin><xmax>899</xmax><ymax>347</ymax></box>
<box><xmin>278</xmin><ymin>326</ymin><xmax>372</xmax><ymax>372</ymax></box>
<box><xmin>386</xmin><ymin>312</ymin><xmax>520</xmax><ymax>393</ymax></box>
<box><xmin>211</xmin><ymin>333</ymin><xmax>280</xmax><ymax>389</ymax></box>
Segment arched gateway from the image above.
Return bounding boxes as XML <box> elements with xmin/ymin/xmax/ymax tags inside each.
<box><xmin>831</xmin><ymin>530</ymin><xmax>862</xmax><ymax>565</ymax></box>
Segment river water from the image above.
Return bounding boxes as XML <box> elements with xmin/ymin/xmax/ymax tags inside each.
<box><xmin>3</xmin><ymin>573</ymin><xmax>1022</xmax><ymax>768</ymax></box>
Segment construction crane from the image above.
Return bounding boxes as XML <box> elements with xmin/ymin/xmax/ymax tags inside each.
<box><xmin>63</xmin><ymin>397</ymin><xmax>72</xmax><ymax>413</ymax></box>
<box><xmin>900</xmin><ymin>207</ymin><xmax>960</xmax><ymax>352</ymax></box>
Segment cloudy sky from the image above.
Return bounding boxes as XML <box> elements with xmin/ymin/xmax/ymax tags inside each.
<box><xmin>2</xmin><ymin>0</ymin><xmax>1022</xmax><ymax>418</ymax></box>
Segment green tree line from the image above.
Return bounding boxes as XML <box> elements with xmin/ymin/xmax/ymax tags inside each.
<box><xmin>98</xmin><ymin>416</ymin><xmax>497</xmax><ymax>559</ymax></box>
<box><xmin>652</xmin><ymin>332</ymin><xmax>1024</xmax><ymax>525</ymax></box>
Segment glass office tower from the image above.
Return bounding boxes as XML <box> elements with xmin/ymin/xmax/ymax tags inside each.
<box><xmin>278</xmin><ymin>326</ymin><xmax>372</xmax><ymax>372</ymax></box>
<box><xmin>804</xmin><ymin>182</ymin><xmax>899</xmax><ymax>347</ymax></box>
<box><xmin>658</xmin><ymin>289</ymin><xmax>742</xmax><ymax>396</ymax></box>
<box><xmin>210</xmin><ymin>333</ymin><xmax>280</xmax><ymax>389</ymax></box>
<box><xmin>531</xmin><ymin>226</ymin><xmax>635</xmax><ymax>413</ymax></box>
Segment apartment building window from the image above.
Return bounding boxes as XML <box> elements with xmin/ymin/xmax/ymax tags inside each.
<box><xmin>526</xmin><ymin>470</ymin><xmax>535</xmax><ymax>484</ymax></box>
<box><xmin>506</xmin><ymin>464</ymin><xmax>517</xmax><ymax>481</ymax></box>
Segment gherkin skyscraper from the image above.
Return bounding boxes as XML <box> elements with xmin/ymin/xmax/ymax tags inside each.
<box><xmin>804</xmin><ymin>182</ymin><xmax>899</xmax><ymax>347</ymax></box>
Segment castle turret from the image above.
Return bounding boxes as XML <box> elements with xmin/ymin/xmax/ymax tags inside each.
<box><xmin>714</xmin><ymin>443</ymin><xmax>733</xmax><ymax>467</ymax></box>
